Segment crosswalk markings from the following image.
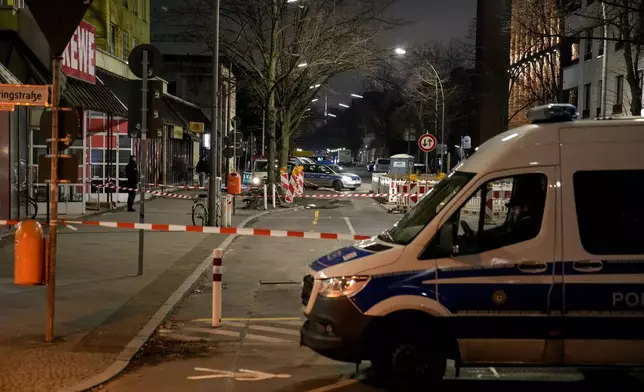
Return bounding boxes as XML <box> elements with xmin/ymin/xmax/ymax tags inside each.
<box><xmin>160</xmin><ymin>318</ymin><xmax>304</xmax><ymax>345</ymax></box>
<box><xmin>192</xmin><ymin>317</ymin><xmax>303</xmax><ymax>323</ymax></box>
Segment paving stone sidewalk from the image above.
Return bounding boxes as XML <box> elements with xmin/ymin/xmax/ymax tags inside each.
<box><xmin>0</xmin><ymin>194</ymin><xmax>275</xmax><ymax>392</ymax></box>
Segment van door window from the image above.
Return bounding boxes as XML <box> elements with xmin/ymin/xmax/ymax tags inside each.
<box><xmin>573</xmin><ymin>170</ymin><xmax>644</xmax><ymax>254</ymax></box>
<box><xmin>429</xmin><ymin>173</ymin><xmax>547</xmax><ymax>257</ymax></box>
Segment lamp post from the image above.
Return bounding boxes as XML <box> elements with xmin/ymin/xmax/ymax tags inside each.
<box><xmin>394</xmin><ymin>47</ymin><xmax>445</xmax><ymax>173</ymax></box>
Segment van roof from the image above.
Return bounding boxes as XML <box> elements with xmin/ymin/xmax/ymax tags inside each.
<box><xmin>457</xmin><ymin>117</ymin><xmax>644</xmax><ymax>175</ymax></box>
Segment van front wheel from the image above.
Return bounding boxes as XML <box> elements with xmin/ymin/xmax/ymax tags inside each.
<box><xmin>371</xmin><ymin>338</ymin><xmax>446</xmax><ymax>390</ymax></box>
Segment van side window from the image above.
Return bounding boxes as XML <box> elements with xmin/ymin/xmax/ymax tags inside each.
<box><xmin>573</xmin><ymin>170</ymin><xmax>644</xmax><ymax>255</ymax></box>
<box><xmin>426</xmin><ymin>173</ymin><xmax>547</xmax><ymax>258</ymax></box>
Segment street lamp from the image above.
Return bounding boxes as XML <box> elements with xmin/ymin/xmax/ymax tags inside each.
<box><xmin>394</xmin><ymin>48</ymin><xmax>446</xmax><ymax>173</ymax></box>
<box><xmin>297</xmin><ymin>62</ymin><xmax>308</xmax><ymax>68</ymax></box>
<box><xmin>311</xmin><ymin>98</ymin><xmax>319</xmax><ymax>102</ymax></box>
<box><xmin>328</xmin><ymin>113</ymin><xmax>337</xmax><ymax>117</ymax></box>
<box><xmin>351</xmin><ymin>93</ymin><xmax>363</xmax><ymax>98</ymax></box>
<box><xmin>339</xmin><ymin>103</ymin><xmax>349</xmax><ymax>108</ymax></box>
<box><xmin>394</xmin><ymin>47</ymin><xmax>407</xmax><ymax>56</ymax></box>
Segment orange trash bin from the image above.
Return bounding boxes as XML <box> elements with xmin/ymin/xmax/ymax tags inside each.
<box><xmin>14</xmin><ymin>219</ymin><xmax>45</xmax><ymax>286</ymax></box>
<box><xmin>227</xmin><ymin>172</ymin><xmax>242</xmax><ymax>195</ymax></box>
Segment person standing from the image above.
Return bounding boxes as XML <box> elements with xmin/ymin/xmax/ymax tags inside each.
<box><xmin>196</xmin><ymin>156</ymin><xmax>208</xmax><ymax>187</ymax></box>
<box><xmin>126</xmin><ymin>155</ymin><xmax>138</xmax><ymax>212</ymax></box>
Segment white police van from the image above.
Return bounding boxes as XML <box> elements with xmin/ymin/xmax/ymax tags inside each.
<box><xmin>300</xmin><ymin>104</ymin><xmax>644</xmax><ymax>387</ymax></box>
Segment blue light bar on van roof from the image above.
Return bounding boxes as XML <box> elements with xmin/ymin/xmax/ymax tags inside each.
<box><xmin>526</xmin><ymin>104</ymin><xmax>578</xmax><ymax>124</ymax></box>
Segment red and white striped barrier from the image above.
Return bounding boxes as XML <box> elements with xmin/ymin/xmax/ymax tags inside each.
<box><xmin>149</xmin><ymin>184</ymin><xmax>208</xmax><ymax>191</ymax></box>
<box><xmin>0</xmin><ymin>219</ymin><xmax>372</xmax><ymax>241</ymax></box>
<box><xmin>97</xmin><ymin>184</ymin><xmax>195</xmax><ymax>199</ymax></box>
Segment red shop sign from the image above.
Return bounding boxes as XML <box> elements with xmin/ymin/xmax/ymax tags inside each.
<box><xmin>61</xmin><ymin>20</ymin><xmax>96</xmax><ymax>84</ymax></box>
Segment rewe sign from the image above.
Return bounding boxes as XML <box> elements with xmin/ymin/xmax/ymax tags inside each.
<box><xmin>62</xmin><ymin>20</ymin><xmax>96</xmax><ymax>84</ymax></box>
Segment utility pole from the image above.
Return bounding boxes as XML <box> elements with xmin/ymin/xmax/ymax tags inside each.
<box><xmin>209</xmin><ymin>0</ymin><xmax>220</xmax><ymax>226</ymax></box>
<box><xmin>600</xmin><ymin>1</ymin><xmax>608</xmax><ymax>118</ymax></box>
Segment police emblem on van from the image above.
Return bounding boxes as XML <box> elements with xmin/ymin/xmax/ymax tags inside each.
<box><xmin>492</xmin><ymin>289</ymin><xmax>507</xmax><ymax>305</ymax></box>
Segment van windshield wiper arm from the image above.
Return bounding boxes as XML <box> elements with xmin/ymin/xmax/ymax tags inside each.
<box><xmin>378</xmin><ymin>230</ymin><xmax>396</xmax><ymax>244</ymax></box>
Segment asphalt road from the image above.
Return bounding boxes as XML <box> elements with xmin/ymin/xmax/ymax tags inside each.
<box><xmin>102</xmin><ymin>174</ymin><xmax>644</xmax><ymax>392</ymax></box>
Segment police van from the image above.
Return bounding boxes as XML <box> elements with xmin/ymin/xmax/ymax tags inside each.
<box><xmin>300</xmin><ymin>104</ymin><xmax>644</xmax><ymax>387</ymax></box>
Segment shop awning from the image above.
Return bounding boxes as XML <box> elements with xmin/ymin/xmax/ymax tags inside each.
<box><xmin>164</xmin><ymin>95</ymin><xmax>211</xmax><ymax>133</ymax></box>
<box><xmin>0</xmin><ymin>31</ymin><xmax>127</xmax><ymax>116</ymax></box>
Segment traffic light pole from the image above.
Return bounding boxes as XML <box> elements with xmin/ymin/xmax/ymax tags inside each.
<box><xmin>137</xmin><ymin>49</ymin><xmax>148</xmax><ymax>276</ymax></box>
<box><xmin>46</xmin><ymin>55</ymin><xmax>62</xmax><ymax>343</ymax></box>
<box><xmin>209</xmin><ymin>0</ymin><xmax>220</xmax><ymax>226</ymax></box>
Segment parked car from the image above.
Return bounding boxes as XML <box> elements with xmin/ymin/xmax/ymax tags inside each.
<box><xmin>373</xmin><ymin>158</ymin><xmax>391</xmax><ymax>173</ymax></box>
<box><xmin>302</xmin><ymin>164</ymin><xmax>361</xmax><ymax>191</ymax></box>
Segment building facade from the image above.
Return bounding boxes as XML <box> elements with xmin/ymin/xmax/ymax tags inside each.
<box><xmin>0</xmin><ymin>0</ymin><xmax>211</xmax><ymax>230</ymax></box>
<box><xmin>562</xmin><ymin>0</ymin><xmax>643</xmax><ymax>118</ymax></box>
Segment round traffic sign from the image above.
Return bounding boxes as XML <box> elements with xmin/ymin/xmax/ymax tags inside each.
<box><xmin>128</xmin><ymin>44</ymin><xmax>164</xmax><ymax>79</ymax></box>
<box><xmin>418</xmin><ymin>133</ymin><xmax>437</xmax><ymax>152</ymax></box>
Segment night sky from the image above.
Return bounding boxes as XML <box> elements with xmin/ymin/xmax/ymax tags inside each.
<box><xmin>324</xmin><ymin>0</ymin><xmax>477</xmax><ymax>109</ymax></box>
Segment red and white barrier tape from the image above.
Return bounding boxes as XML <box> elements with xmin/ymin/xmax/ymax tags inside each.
<box><xmin>97</xmin><ymin>184</ymin><xmax>195</xmax><ymax>199</ymax></box>
<box><xmin>0</xmin><ymin>220</ymin><xmax>372</xmax><ymax>241</ymax></box>
<box><xmin>147</xmin><ymin>183</ymin><xmax>208</xmax><ymax>190</ymax></box>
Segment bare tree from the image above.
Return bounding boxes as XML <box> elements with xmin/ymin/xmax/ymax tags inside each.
<box><xmin>512</xmin><ymin>0</ymin><xmax>644</xmax><ymax>116</ymax></box>
<box><xmin>162</xmin><ymin>0</ymin><xmax>398</xmax><ymax>183</ymax></box>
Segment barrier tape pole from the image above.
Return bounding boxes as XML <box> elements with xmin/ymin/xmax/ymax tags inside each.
<box><xmin>212</xmin><ymin>248</ymin><xmax>223</xmax><ymax>328</ymax></box>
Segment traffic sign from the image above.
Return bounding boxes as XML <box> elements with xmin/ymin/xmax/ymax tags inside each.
<box><xmin>418</xmin><ymin>133</ymin><xmax>437</xmax><ymax>152</ymax></box>
<box><xmin>128</xmin><ymin>44</ymin><xmax>164</xmax><ymax>79</ymax></box>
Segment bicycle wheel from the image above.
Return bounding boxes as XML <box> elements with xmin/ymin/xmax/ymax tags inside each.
<box><xmin>215</xmin><ymin>202</ymin><xmax>221</xmax><ymax>226</ymax></box>
<box><xmin>192</xmin><ymin>203</ymin><xmax>208</xmax><ymax>226</ymax></box>
<box><xmin>28</xmin><ymin>197</ymin><xmax>38</xmax><ymax>219</ymax></box>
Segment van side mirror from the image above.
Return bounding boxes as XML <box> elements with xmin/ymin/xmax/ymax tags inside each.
<box><xmin>439</xmin><ymin>221</ymin><xmax>458</xmax><ymax>256</ymax></box>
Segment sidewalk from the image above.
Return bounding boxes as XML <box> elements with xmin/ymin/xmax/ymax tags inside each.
<box><xmin>0</xmin><ymin>194</ymin><xmax>280</xmax><ymax>392</ymax></box>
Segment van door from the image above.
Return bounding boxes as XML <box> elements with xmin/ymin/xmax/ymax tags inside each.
<box><xmin>421</xmin><ymin>167</ymin><xmax>560</xmax><ymax>365</ymax></box>
<box><xmin>561</xmin><ymin>169</ymin><xmax>644</xmax><ymax>365</ymax></box>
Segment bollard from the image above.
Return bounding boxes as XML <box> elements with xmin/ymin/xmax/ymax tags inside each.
<box><xmin>219</xmin><ymin>195</ymin><xmax>229</xmax><ymax>227</ymax></box>
<box><xmin>272</xmin><ymin>183</ymin><xmax>276</xmax><ymax>209</ymax></box>
<box><xmin>212</xmin><ymin>248</ymin><xmax>223</xmax><ymax>328</ymax></box>
<box><xmin>263</xmin><ymin>184</ymin><xmax>268</xmax><ymax>210</ymax></box>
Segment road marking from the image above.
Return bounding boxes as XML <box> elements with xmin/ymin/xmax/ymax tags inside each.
<box><xmin>303</xmin><ymin>378</ymin><xmax>359</xmax><ymax>392</ymax></box>
<box><xmin>244</xmin><ymin>333</ymin><xmax>292</xmax><ymax>343</ymax></box>
<box><xmin>184</xmin><ymin>327</ymin><xmax>240</xmax><ymax>338</ymax></box>
<box><xmin>223</xmin><ymin>321</ymin><xmax>301</xmax><ymax>336</ymax></box>
<box><xmin>313</xmin><ymin>210</ymin><xmax>319</xmax><ymax>225</ymax></box>
<box><xmin>489</xmin><ymin>367</ymin><xmax>500</xmax><ymax>377</ymax></box>
<box><xmin>183</xmin><ymin>327</ymin><xmax>293</xmax><ymax>343</ymax></box>
<box><xmin>343</xmin><ymin>217</ymin><xmax>356</xmax><ymax>235</ymax></box>
<box><xmin>192</xmin><ymin>317</ymin><xmax>303</xmax><ymax>322</ymax></box>
<box><xmin>188</xmin><ymin>367</ymin><xmax>291</xmax><ymax>381</ymax></box>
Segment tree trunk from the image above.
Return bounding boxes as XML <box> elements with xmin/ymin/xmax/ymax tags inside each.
<box><xmin>266</xmin><ymin>0</ymin><xmax>279</xmax><ymax>185</ymax></box>
<box><xmin>278</xmin><ymin>110</ymin><xmax>291</xmax><ymax>170</ymax></box>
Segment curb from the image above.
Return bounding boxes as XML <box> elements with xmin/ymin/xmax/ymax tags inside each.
<box><xmin>59</xmin><ymin>206</ymin><xmax>299</xmax><ymax>392</ymax></box>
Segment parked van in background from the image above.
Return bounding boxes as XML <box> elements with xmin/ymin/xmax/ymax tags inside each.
<box><xmin>373</xmin><ymin>158</ymin><xmax>391</xmax><ymax>173</ymax></box>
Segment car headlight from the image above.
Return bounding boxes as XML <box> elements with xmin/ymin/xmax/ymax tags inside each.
<box><xmin>252</xmin><ymin>176</ymin><xmax>261</xmax><ymax>185</ymax></box>
<box><xmin>342</xmin><ymin>175</ymin><xmax>352</xmax><ymax>182</ymax></box>
<box><xmin>318</xmin><ymin>276</ymin><xmax>370</xmax><ymax>298</ymax></box>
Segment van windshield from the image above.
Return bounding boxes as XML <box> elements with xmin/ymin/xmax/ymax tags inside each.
<box><xmin>379</xmin><ymin>171</ymin><xmax>475</xmax><ymax>245</ymax></box>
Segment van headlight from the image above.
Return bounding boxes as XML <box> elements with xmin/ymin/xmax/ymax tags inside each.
<box><xmin>318</xmin><ymin>276</ymin><xmax>370</xmax><ymax>298</ymax></box>
<box><xmin>252</xmin><ymin>176</ymin><xmax>261</xmax><ymax>185</ymax></box>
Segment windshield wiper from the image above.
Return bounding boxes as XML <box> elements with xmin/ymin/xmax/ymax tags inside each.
<box><xmin>378</xmin><ymin>230</ymin><xmax>396</xmax><ymax>244</ymax></box>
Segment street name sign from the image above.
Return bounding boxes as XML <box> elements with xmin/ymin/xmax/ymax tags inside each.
<box><xmin>0</xmin><ymin>84</ymin><xmax>49</xmax><ymax>107</ymax></box>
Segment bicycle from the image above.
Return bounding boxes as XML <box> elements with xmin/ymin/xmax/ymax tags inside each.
<box><xmin>12</xmin><ymin>160</ymin><xmax>38</xmax><ymax>219</ymax></box>
<box><xmin>192</xmin><ymin>193</ymin><xmax>221</xmax><ymax>227</ymax></box>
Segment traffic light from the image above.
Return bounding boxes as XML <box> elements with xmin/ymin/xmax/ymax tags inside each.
<box><xmin>37</xmin><ymin>108</ymin><xmax>80</xmax><ymax>183</ymax></box>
